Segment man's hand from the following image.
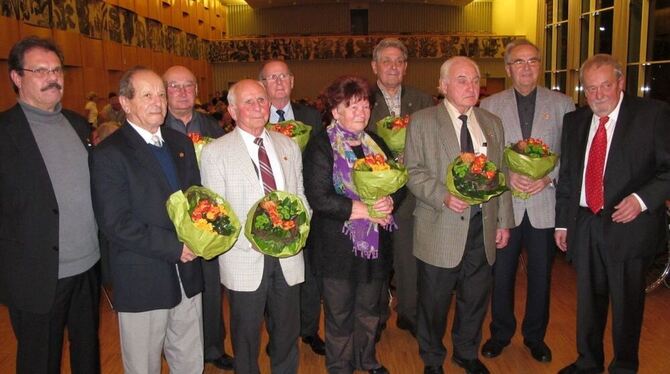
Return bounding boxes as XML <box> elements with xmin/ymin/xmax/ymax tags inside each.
<box><xmin>443</xmin><ymin>192</ymin><xmax>469</xmax><ymax>214</ymax></box>
<box><xmin>180</xmin><ymin>245</ymin><xmax>197</xmax><ymax>263</ymax></box>
<box><xmin>554</xmin><ymin>230</ymin><xmax>567</xmax><ymax>252</ymax></box>
<box><xmin>509</xmin><ymin>172</ymin><xmax>550</xmax><ymax>196</ymax></box>
<box><xmin>612</xmin><ymin>195</ymin><xmax>642</xmax><ymax>223</ymax></box>
<box><xmin>495</xmin><ymin>228</ymin><xmax>510</xmax><ymax>249</ymax></box>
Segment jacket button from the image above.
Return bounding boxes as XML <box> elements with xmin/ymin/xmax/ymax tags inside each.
<box><xmin>460</xmin><ymin>216</ymin><xmax>465</xmax><ymax>221</ymax></box>
<box><xmin>52</xmin><ymin>246</ymin><xmax>59</xmax><ymax>251</ymax></box>
<box><xmin>52</xmin><ymin>208</ymin><xmax>59</xmax><ymax>215</ymax></box>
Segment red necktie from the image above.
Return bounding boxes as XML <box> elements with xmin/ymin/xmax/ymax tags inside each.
<box><xmin>254</xmin><ymin>137</ymin><xmax>277</xmax><ymax>194</ymax></box>
<box><xmin>585</xmin><ymin>116</ymin><xmax>609</xmax><ymax>213</ymax></box>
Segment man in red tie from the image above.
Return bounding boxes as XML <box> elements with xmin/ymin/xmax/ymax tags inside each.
<box><xmin>554</xmin><ymin>54</ymin><xmax>670</xmax><ymax>374</ymax></box>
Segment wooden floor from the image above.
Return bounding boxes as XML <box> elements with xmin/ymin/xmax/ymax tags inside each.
<box><xmin>1</xmin><ymin>254</ymin><xmax>669</xmax><ymax>374</ymax></box>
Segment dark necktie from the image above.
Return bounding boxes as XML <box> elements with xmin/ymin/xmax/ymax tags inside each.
<box><xmin>585</xmin><ymin>116</ymin><xmax>609</xmax><ymax>213</ymax></box>
<box><xmin>459</xmin><ymin>114</ymin><xmax>474</xmax><ymax>153</ymax></box>
<box><xmin>276</xmin><ymin>109</ymin><xmax>286</xmax><ymax>122</ymax></box>
<box><xmin>254</xmin><ymin>137</ymin><xmax>277</xmax><ymax>194</ymax></box>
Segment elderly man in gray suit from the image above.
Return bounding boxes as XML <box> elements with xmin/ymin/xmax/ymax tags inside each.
<box><xmin>405</xmin><ymin>56</ymin><xmax>514</xmax><ymax>374</ymax></box>
<box><xmin>200</xmin><ymin>79</ymin><xmax>307</xmax><ymax>374</ymax></box>
<box><xmin>479</xmin><ymin>39</ymin><xmax>575</xmax><ymax>363</ymax></box>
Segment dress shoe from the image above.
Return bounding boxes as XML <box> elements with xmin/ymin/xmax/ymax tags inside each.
<box><xmin>557</xmin><ymin>363</ymin><xmax>605</xmax><ymax>374</ymax></box>
<box><xmin>396</xmin><ymin>315</ymin><xmax>417</xmax><ymax>336</ymax></box>
<box><xmin>423</xmin><ymin>366</ymin><xmax>444</xmax><ymax>374</ymax></box>
<box><xmin>368</xmin><ymin>365</ymin><xmax>389</xmax><ymax>374</ymax></box>
<box><xmin>205</xmin><ymin>352</ymin><xmax>234</xmax><ymax>370</ymax></box>
<box><xmin>481</xmin><ymin>339</ymin><xmax>507</xmax><ymax>358</ymax></box>
<box><xmin>301</xmin><ymin>335</ymin><xmax>326</xmax><ymax>356</ymax></box>
<box><xmin>524</xmin><ymin>340</ymin><xmax>552</xmax><ymax>362</ymax></box>
<box><xmin>452</xmin><ymin>355</ymin><xmax>490</xmax><ymax>374</ymax></box>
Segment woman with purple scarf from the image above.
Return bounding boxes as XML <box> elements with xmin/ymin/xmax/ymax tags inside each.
<box><xmin>303</xmin><ymin>76</ymin><xmax>406</xmax><ymax>374</ymax></box>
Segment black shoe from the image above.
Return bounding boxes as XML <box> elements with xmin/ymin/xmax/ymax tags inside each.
<box><xmin>368</xmin><ymin>365</ymin><xmax>389</xmax><ymax>374</ymax></box>
<box><xmin>557</xmin><ymin>363</ymin><xmax>604</xmax><ymax>374</ymax></box>
<box><xmin>452</xmin><ymin>355</ymin><xmax>490</xmax><ymax>374</ymax></box>
<box><xmin>205</xmin><ymin>353</ymin><xmax>234</xmax><ymax>370</ymax></box>
<box><xmin>524</xmin><ymin>340</ymin><xmax>552</xmax><ymax>363</ymax></box>
<box><xmin>396</xmin><ymin>315</ymin><xmax>417</xmax><ymax>336</ymax></box>
<box><xmin>301</xmin><ymin>335</ymin><xmax>326</xmax><ymax>356</ymax></box>
<box><xmin>423</xmin><ymin>366</ymin><xmax>444</xmax><ymax>374</ymax></box>
<box><xmin>481</xmin><ymin>339</ymin><xmax>507</xmax><ymax>358</ymax></box>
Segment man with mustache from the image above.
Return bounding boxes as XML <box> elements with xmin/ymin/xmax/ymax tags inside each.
<box><xmin>0</xmin><ymin>36</ymin><xmax>101</xmax><ymax>373</ymax></box>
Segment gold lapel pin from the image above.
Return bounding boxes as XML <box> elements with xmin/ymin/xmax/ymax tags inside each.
<box><xmin>283</xmin><ymin>156</ymin><xmax>288</xmax><ymax>161</ymax></box>
<box><xmin>543</xmin><ymin>112</ymin><xmax>550</xmax><ymax>120</ymax></box>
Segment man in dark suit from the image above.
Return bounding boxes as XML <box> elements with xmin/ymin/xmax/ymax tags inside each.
<box><xmin>367</xmin><ymin>38</ymin><xmax>434</xmax><ymax>338</ymax></box>
<box><xmin>260</xmin><ymin>59</ymin><xmax>326</xmax><ymax>356</ymax></box>
<box><xmin>0</xmin><ymin>36</ymin><xmax>101</xmax><ymax>374</ymax></box>
<box><xmin>91</xmin><ymin>66</ymin><xmax>204</xmax><ymax>373</ymax></box>
<box><xmin>163</xmin><ymin>64</ymin><xmax>233</xmax><ymax>371</ymax></box>
<box><xmin>554</xmin><ymin>54</ymin><xmax>670</xmax><ymax>374</ymax></box>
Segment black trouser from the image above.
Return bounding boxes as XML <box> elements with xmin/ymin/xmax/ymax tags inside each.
<box><xmin>416</xmin><ymin>214</ymin><xmax>491</xmax><ymax>366</ymax></box>
<box><xmin>9</xmin><ymin>265</ymin><xmax>100</xmax><ymax>374</ymax></box>
<box><xmin>202</xmin><ymin>257</ymin><xmax>228</xmax><ymax>361</ymax></box>
<box><xmin>489</xmin><ymin>212</ymin><xmax>555</xmax><ymax>344</ymax></box>
<box><xmin>573</xmin><ymin>209</ymin><xmax>652</xmax><ymax>373</ymax></box>
<box><xmin>300</xmin><ymin>249</ymin><xmax>323</xmax><ymax>338</ymax></box>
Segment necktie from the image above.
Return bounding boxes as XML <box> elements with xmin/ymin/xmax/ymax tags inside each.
<box><xmin>254</xmin><ymin>137</ymin><xmax>277</xmax><ymax>194</ymax></box>
<box><xmin>150</xmin><ymin>134</ymin><xmax>162</xmax><ymax>147</ymax></box>
<box><xmin>459</xmin><ymin>114</ymin><xmax>474</xmax><ymax>153</ymax></box>
<box><xmin>585</xmin><ymin>116</ymin><xmax>609</xmax><ymax>213</ymax></box>
<box><xmin>276</xmin><ymin>109</ymin><xmax>286</xmax><ymax>122</ymax></box>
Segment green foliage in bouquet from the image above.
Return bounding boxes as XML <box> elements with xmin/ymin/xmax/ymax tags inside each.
<box><xmin>446</xmin><ymin>153</ymin><xmax>507</xmax><ymax>205</ymax></box>
<box><xmin>375</xmin><ymin>115</ymin><xmax>410</xmax><ymax>155</ymax></box>
<box><xmin>266</xmin><ymin>120</ymin><xmax>312</xmax><ymax>151</ymax></box>
<box><xmin>504</xmin><ymin>138</ymin><xmax>558</xmax><ymax>199</ymax></box>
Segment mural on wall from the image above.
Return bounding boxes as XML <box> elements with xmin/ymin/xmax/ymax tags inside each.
<box><xmin>209</xmin><ymin>35</ymin><xmax>517</xmax><ymax>63</ymax></box>
<box><xmin>52</xmin><ymin>0</ymin><xmax>77</xmax><ymax>31</ymax></box>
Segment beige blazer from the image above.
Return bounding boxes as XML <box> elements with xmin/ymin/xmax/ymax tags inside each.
<box><xmin>480</xmin><ymin>86</ymin><xmax>575</xmax><ymax>228</ymax></box>
<box><xmin>200</xmin><ymin>127</ymin><xmax>307</xmax><ymax>292</ymax></box>
<box><xmin>404</xmin><ymin>103</ymin><xmax>514</xmax><ymax>268</ymax></box>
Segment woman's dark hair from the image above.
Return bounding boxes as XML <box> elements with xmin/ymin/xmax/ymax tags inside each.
<box><xmin>323</xmin><ymin>75</ymin><xmax>371</xmax><ymax>112</ymax></box>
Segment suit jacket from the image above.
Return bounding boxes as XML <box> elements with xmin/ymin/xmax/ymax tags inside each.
<box><xmin>164</xmin><ymin>110</ymin><xmax>225</xmax><ymax>139</ymax></box>
<box><xmin>91</xmin><ymin>124</ymin><xmax>203</xmax><ymax>313</ymax></box>
<box><xmin>292</xmin><ymin>101</ymin><xmax>324</xmax><ymax>136</ymax></box>
<box><xmin>200</xmin><ymin>127</ymin><xmax>308</xmax><ymax>292</ymax></box>
<box><xmin>0</xmin><ymin>103</ymin><xmax>92</xmax><ymax>313</ymax></box>
<box><xmin>405</xmin><ymin>103</ymin><xmax>514</xmax><ymax>268</ymax></box>
<box><xmin>367</xmin><ymin>85</ymin><xmax>434</xmax><ymax>133</ymax></box>
<box><xmin>480</xmin><ymin>86</ymin><xmax>575</xmax><ymax>228</ymax></box>
<box><xmin>555</xmin><ymin>95</ymin><xmax>670</xmax><ymax>262</ymax></box>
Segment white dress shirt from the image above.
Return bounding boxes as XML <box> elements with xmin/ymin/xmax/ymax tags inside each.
<box><xmin>444</xmin><ymin>100</ymin><xmax>487</xmax><ymax>155</ymax></box>
<box><xmin>128</xmin><ymin>122</ymin><xmax>164</xmax><ymax>145</ymax></box>
<box><xmin>269</xmin><ymin>103</ymin><xmax>294</xmax><ymax>123</ymax></box>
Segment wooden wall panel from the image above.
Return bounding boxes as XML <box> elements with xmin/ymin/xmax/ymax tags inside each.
<box><xmin>137</xmin><ymin>47</ymin><xmax>152</xmax><ymax>70</ymax></box>
<box><xmin>147</xmin><ymin>0</ymin><xmax>161</xmax><ymax>21</ymax></box>
<box><xmin>53</xmin><ymin>29</ymin><xmax>82</xmax><ymax>67</ymax></box>
<box><xmin>0</xmin><ymin>61</ymin><xmax>15</xmax><ymax>111</ymax></box>
<box><xmin>81</xmin><ymin>37</ymin><xmax>105</xmax><ymax>69</ymax></box>
<box><xmin>161</xmin><ymin>1</ymin><xmax>173</xmax><ymax>26</ymax></box>
<box><xmin>152</xmin><ymin>51</ymin><xmax>166</xmax><ymax>74</ymax></box>
<box><xmin>122</xmin><ymin>45</ymin><xmax>138</xmax><ymax>68</ymax></box>
<box><xmin>118</xmin><ymin>0</ymin><xmax>134</xmax><ymax>11</ymax></box>
<box><xmin>104</xmin><ymin>0</ymin><xmax>119</xmax><ymax>6</ymax></box>
<box><xmin>19</xmin><ymin>23</ymin><xmax>52</xmax><ymax>39</ymax></box>
<box><xmin>0</xmin><ymin>16</ymin><xmax>20</xmax><ymax>59</ymax></box>
<box><xmin>83</xmin><ymin>67</ymin><xmax>109</xmax><ymax>106</ymax></box>
<box><xmin>108</xmin><ymin>70</ymin><xmax>124</xmax><ymax>95</ymax></box>
<box><xmin>62</xmin><ymin>66</ymin><xmax>84</xmax><ymax>114</ymax></box>
<box><xmin>103</xmin><ymin>40</ymin><xmax>124</xmax><ymax>71</ymax></box>
<box><xmin>135</xmin><ymin>0</ymin><xmax>148</xmax><ymax>18</ymax></box>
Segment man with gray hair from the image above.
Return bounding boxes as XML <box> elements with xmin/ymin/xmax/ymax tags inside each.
<box><xmin>479</xmin><ymin>38</ymin><xmax>575</xmax><ymax>363</ymax></box>
<box><xmin>0</xmin><ymin>36</ymin><xmax>101</xmax><ymax>373</ymax></box>
<box><xmin>368</xmin><ymin>37</ymin><xmax>434</xmax><ymax>339</ymax></box>
<box><xmin>405</xmin><ymin>56</ymin><xmax>513</xmax><ymax>374</ymax></box>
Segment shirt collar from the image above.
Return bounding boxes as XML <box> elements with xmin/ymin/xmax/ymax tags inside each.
<box><xmin>128</xmin><ymin>121</ymin><xmax>164</xmax><ymax>145</ymax></box>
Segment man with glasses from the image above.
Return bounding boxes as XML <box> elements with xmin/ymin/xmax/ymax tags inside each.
<box><xmin>162</xmin><ymin>65</ymin><xmax>233</xmax><ymax>370</ymax></box>
<box><xmin>368</xmin><ymin>38</ymin><xmax>433</xmax><ymax>339</ymax></box>
<box><xmin>0</xmin><ymin>36</ymin><xmax>101</xmax><ymax>373</ymax></box>
<box><xmin>479</xmin><ymin>39</ymin><xmax>575</xmax><ymax>363</ymax></box>
<box><xmin>260</xmin><ymin>59</ymin><xmax>326</xmax><ymax>356</ymax></box>
<box><xmin>555</xmin><ymin>54</ymin><xmax>670</xmax><ymax>374</ymax></box>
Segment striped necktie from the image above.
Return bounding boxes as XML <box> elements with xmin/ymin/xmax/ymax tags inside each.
<box><xmin>254</xmin><ymin>137</ymin><xmax>277</xmax><ymax>194</ymax></box>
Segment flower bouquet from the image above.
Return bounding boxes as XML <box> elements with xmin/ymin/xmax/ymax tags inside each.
<box><xmin>244</xmin><ymin>191</ymin><xmax>310</xmax><ymax>258</ymax></box>
<box><xmin>352</xmin><ymin>154</ymin><xmax>408</xmax><ymax>217</ymax></box>
<box><xmin>446</xmin><ymin>152</ymin><xmax>507</xmax><ymax>205</ymax></box>
<box><xmin>166</xmin><ymin>186</ymin><xmax>241</xmax><ymax>260</ymax></box>
<box><xmin>188</xmin><ymin>133</ymin><xmax>213</xmax><ymax>166</ymax></box>
<box><xmin>503</xmin><ymin>138</ymin><xmax>557</xmax><ymax>199</ymax></box>
<box><xmin>266</xmin><ymin>120</ymin><xmax>312</xmax><ymax>151</ymax></box>
<box><xmin>375</xmin><ymin>115</ymin><xmax>410</xmax><ymax>156</ymax></box>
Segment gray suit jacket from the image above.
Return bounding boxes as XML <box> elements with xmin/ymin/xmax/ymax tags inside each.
<box><xmin>480</xmin><ymin>86</ymin><xmax>575</xmax><ymax>228</ymax></box>
<box><xmin>405</xmin><ymin>103</ymin><xmax>514</xmax><ymax>268</ymax></box>
<box><xmin>200</xmin><ymin>127</ymin><xmax>307</xmax><ymax>291</ymax></box>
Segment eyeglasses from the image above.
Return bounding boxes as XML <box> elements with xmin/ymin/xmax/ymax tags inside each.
<box><xmin>20</xmin><ymin>67</ymin><xmax>64</xmax><ymax>78</ymax></box>
<box><xmin>583</xmin><ymin>80</ymin><xmax>617</xmax><ymax>95</ymax></box>
<box><xmin>507</xmin><ymin>58</ymin><xmax>541</xmax><ymax>67</ymax></box>
<box><xmin>261</xmin><ymin>73</ymin><xmax>292</xmax><ymax>82</ymax></box>
<box><xmin>167</xmin><ymin>82</ymin><xmax>196</xmax><ymax>92</ymax></box>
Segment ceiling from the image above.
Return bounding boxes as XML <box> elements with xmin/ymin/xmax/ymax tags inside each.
<box><xmin>221</xmin><ymin>0</ymin><xmax>474</xmax><ymax>9</ymax></box>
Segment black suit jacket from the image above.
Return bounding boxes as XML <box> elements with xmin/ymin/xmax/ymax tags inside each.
<box><xmin>367</xmin><ymin>85</ymin><xmax>434</xmax><ymax>133</ymax></box>
<box><xmin>292</xmin><ymin>101</ymin><xmax>324</xmax><ymax>137</ymax></box>
<box><xmin>555</xmin><ymin>95</ymin><xmax>670</xmax><ymax>262</ymax></box>
<box><xmin>0</xmin><ymin>103</ymin><xmax>92</xmax><ymax>313</ymax></box>
<box><xmin>91</xmin><ymin>124</ymin><xmax>203</xmax><ymax>312</ymax></box>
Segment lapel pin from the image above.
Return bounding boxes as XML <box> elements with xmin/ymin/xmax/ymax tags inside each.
<box><xmin>178</xmin><ymin>152</ymin><xmax>185</xmax><ymax>158</ymax></box>
<box><xmin>283</xmin><ymin>156</ymin><xmax>288</xmax><ymax>161</ymax></box>
<box><xmin>543</xmin><ymin>112</ymin><xmax>550</xmax><ymax>120</ymax></box>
